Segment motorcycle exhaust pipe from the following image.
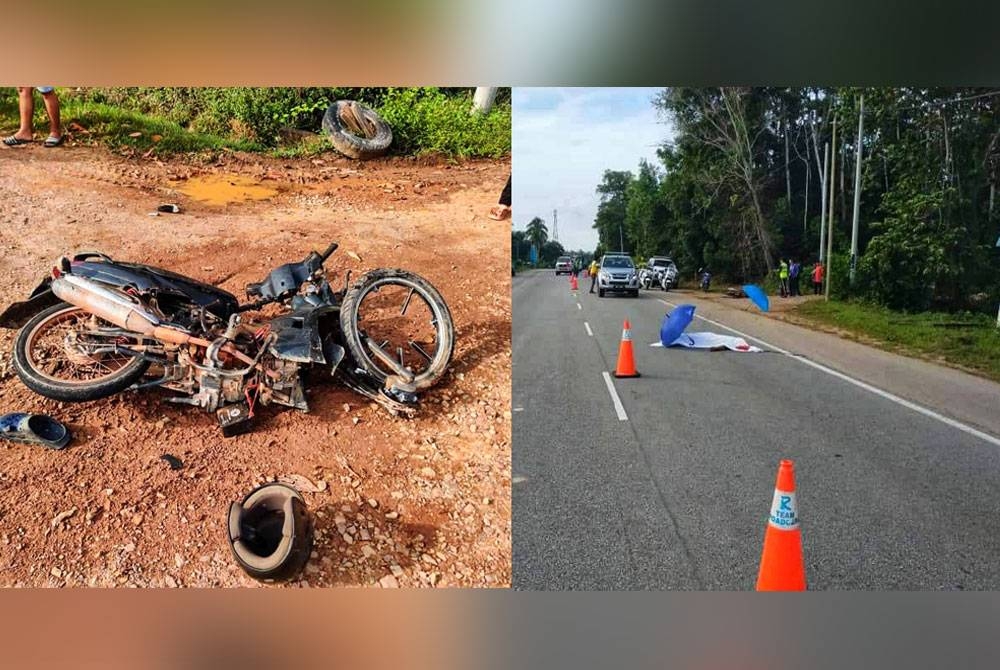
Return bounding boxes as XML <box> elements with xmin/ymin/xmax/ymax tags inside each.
<box><xmin>50</xmin><ymin>273</ymin><xmax>256</xmax><ymax>366</ymax></box>
<box><xmin>51</xmin><ymin>273</ymin><xmax>161</xmax><ymax>334</ymax></box>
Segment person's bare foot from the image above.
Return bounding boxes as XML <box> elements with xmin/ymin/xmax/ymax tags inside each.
<box><xmin>489</xmin><ymin>204</ymin><xmax>511</xmax><ymax>220</ymax></box>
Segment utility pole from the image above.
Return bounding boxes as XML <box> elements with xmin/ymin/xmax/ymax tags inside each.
<box><xmin>819</xmin><ymin>142</ymin><xmax>829</xmax><ymax>262</ymax></box>
<box><xmin>850</xmin><ymin>94</ymin><xmax>864</xmax><ymax>285</ymax></box>
<box><xmin>619</xmin><ymin>200</ymin><xmax>625</xmax><ymax>253</ymax></box>
<box><xmin>552</xmin><ymin>209</ymin><xmax>559</xmax><ymax>243</ymax></box>
<box><xmin>472</xmin><ymin>87</ymin><xmax>498</xmax><ymax>114</ymax></box>
<box><xmin>825</xmin><ymin>116</ymin><xmax>837</xmax><ymax>301</ymax></box>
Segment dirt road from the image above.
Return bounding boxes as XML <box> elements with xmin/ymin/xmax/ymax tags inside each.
<box><xmin>0</xmin><ymin>145</ymin><xmax>511</xmax><ymax>587</ymax></box>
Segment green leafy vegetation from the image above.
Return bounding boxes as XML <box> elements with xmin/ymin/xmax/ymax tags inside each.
<box><xmin>793</xmin><ymin>299</ymin><xmax>1000</xmax><ymax>381</ymax></box>
<box><xmin>0</xmin><ymin>87</ymin><xmax>510</xmax><ymax>158</ymax></box>
<box><xmin>377</xmin><ymin>88</ymin><xmax>511</xmax><ymax>158</ymax></box>
<box><xmin>588</xmin><ymin>87</ymin><xmax>1000</xmax><ymax>316</ymax></box>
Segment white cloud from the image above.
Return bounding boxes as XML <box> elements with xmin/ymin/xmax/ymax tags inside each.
<box><xmin>512</xmin><ymin>87</ymin><xmax>673</xmax><ymax>252</ymax></box>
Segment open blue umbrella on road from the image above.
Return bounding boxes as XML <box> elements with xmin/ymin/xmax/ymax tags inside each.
<box><xmin>742</xmin><ymin>284</ymin><xmax>769</xmax><ymax>312</ymax></box>
<box><xmin>660</xmin><ymin>304</ymin><xmax>696</xmax><ymax>346</ymax></box>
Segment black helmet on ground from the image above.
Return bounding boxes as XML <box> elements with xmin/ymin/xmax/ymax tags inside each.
<box><xmin>227</xmin><ymin>483</ymin><xmax>314</xmax><ymax>582</ymax></box>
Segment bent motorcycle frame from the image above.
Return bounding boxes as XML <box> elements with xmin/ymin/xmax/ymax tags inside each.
<box><xmin>0</xmin><ymin>250</ymin><xmax>419</xmax><ymax>425</ymax></box>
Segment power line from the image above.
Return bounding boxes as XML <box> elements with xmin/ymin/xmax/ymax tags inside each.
<box><xmin>868</xmin><ymin>89</ymin><xmax>1000</xmax><ymax>112</ymax></box>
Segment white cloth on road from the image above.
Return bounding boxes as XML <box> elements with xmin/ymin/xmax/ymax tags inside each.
<box><xmin>650</xmin><ymin>331</ymin><xmax>762</xmax><ymax>352</ymax></box>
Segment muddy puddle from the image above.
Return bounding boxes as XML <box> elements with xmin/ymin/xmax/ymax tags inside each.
<box><xmin>170</xmin><ymin>173</ymin><xmax>279</xmax><ymax>205</ymax></box>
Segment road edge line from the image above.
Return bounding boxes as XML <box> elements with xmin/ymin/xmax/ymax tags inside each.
<box><xmin>659</xmin><ymin>298</ymin><xmax>1000</xmax><ymax>448</ymax></box>
<box><xmin>602</xmin><ymin>371</ymin><xmax>629</xmax><ymax>422</ymax></box>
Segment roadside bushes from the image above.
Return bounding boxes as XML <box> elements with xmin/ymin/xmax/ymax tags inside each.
<box><xmin>376</xmin><ymin>88</ymin><xmax>511</xmax><ymax>157</ymax></box>
<box><xmin>64</xmin><ymin>87</ymin><xmax>510</xmax><ymax>157</ymax></box>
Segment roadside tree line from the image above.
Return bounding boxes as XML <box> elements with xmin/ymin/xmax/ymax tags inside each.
<box><xmin>592</xmin><ymin>87</ymin><xmax>1000</xmax><ymax>313</ymax></box>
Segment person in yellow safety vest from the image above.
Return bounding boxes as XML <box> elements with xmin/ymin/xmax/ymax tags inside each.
<box><xmin>588</xmin><ymin>259</ymin><xmax>599</xmax><ymax>294</ymax></box>
<box><xmin>778</xmin><ymin>259</ymin><xmax>790</xmax><ymax>297</ymax></box>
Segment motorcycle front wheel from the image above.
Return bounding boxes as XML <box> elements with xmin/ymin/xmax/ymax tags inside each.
<box><xmin>339</xmin><ymin>269</ymin><xmax>454</xmax><ymax>391</ymax></box>
<box><xmin>13</xmin><ymin>302</ymin><xmax>150</xmax><ymax>402</ymax></box>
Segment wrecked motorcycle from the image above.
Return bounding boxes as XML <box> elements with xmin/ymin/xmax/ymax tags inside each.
<box><xmin>0</xmin><ymin>243</ymin><xmax>454</xmax><ymax>435</ymax></box>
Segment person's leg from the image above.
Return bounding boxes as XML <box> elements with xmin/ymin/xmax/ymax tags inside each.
<box><xmin>39</xmin><ymin>89</ymin><xmax>61</xmax><ymax>141</ymax></box>
<box><xmin>498</xmin><ymin>175</ymin><xmax>511</xmax><ymax>206</ymax></box>
<box><xmin>489</xmin><ymin>174</ymin><xmax>512</xmax><ymax>219</ymax></box>
<box><xmin>589</xmin><ymin>275</ymin><xmax>596</xmax><ymax>293</ymax></box>
<box><xmin>7</xmin><ymin>87</ymin><xmax>35</xmax><ymax>143</ymax></box>
<box><xmin>17</xmin><ymin>88</ymin><xmax>34</xmax><ymax>137</ymax></box>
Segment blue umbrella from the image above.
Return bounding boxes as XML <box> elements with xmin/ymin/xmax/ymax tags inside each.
<box><xmin>660</xmin><ymin>304</ymin><xmax>696</xmax><ymax>346</ymax></box>
<box><xmin>742</xmin><ymin>284</ymin><xmax>769</xmax><ymax>312</ymax></box>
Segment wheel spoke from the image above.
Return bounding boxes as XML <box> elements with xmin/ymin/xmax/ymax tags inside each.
<box><xmin>364</xmin><ymin>337</ymin><xmax>414</xmax><ymax>381</ymax></box>
<box><xmin>410</xmin><ymin>341</ymin><xmax>434</xmax><ymax>362</ymax></box>
<box><xmin>400</xmin><ymin>287</ymin><xmax>415</xmax><ymax>316</ymax></box>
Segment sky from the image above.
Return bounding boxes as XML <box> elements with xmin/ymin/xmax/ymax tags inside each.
<box><xmin>512</xmin><ymin>87</ymin><xmax>673</xmax><ymax>253</ymax></box>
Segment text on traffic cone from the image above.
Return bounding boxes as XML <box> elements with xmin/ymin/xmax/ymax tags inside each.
<box><xmin>613</xmin><ymin>319</ymin><xmax>640</xmax><ymax>378</ymax></box>
<box><xmin>755</xmin><ymin>459</ymin><xmax>806</xmax><ymax>591</ymax></box>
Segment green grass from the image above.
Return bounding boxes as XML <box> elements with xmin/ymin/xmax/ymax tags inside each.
<box><xmin>793</xmin><ymin>299</ymin><xmax>1000</xmax><ymax>382</ymax></box>
<box><xmin>0</xmin><ymin>96</ymin><xmax>261</xmax><ymax>156</ymax></box>
<box><xmin>0</xmin><ymin>87</ymin><xmax>511</xmax><ymax>159</ymax></box>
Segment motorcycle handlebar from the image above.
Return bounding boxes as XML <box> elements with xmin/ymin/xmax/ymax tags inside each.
<box><xmin>319</xmin><ymin>242</ymin><xmax>339</xmax><ymax>263</ymax></box>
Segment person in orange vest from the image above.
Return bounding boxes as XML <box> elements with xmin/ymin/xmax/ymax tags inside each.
<box><xmin>811</xmin><ymin>261</ymin><xmax>824</xmax><ymax>294</ymax></box>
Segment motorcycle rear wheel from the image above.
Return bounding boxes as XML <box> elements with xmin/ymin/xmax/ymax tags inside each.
<box><xmin>339</xmin><ymin>269</ymin><xmax>454</xmax><ymax>391</ymax></box>
<box><xmin>13</xmin><ymin>302</ymin><xmax>150</xmax><ymax>402</ymax></box>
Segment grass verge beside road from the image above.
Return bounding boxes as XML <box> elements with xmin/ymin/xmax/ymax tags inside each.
<box><xmin>791</xmin><ymin>300</ymin><xmax>1000</xmax><ymax>383</ymax></box>
<box><xmin>0</xmin><ymin>87</ymin><xmax>511</xmax><ymax>159</ymax></box>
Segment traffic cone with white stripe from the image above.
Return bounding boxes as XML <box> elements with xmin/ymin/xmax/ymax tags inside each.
<box><xmin>756</xmin><ymin>459</ymin><xmax>806</xmax><ymax>591</ymax></box>
<box><xmin>570</xmin><ymin>274</ymin><xmax>578</xmax><ymax>291</ymax></box>
<box><xmin>613</xmin><ymin>319</ymin><xmax>640</xmax><ymax>378</ymax></box>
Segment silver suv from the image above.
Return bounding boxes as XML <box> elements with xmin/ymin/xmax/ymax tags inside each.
<box><xmin>597</xmin><ymin>254</ymin><xmax>639</xmax><ymax>298</ymax></box>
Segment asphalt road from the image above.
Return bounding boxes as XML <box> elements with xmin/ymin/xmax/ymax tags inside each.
<box><xmin>512</xmin><ymin>269</ymin><xmax>1000</xmax><ymax>590</ymax></box>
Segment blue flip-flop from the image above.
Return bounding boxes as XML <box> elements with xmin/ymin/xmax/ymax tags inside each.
<box><xmin>0</xmin><ymin>413</ymin><xmax>71</xmax><ymax>450</ymax></box>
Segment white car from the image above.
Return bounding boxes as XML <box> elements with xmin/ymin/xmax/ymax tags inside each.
<box><xmin>597</xmin><ymin>255</ymin><xmax>639</xmax><ymax>297</ymax></box>
<box><xmin>554</xmin><ymin>256</ymin><xmax>574</xmax><ymax>275</ymax></box>
<box><xmin>647</xmin><ymin>256</ymin><xmax>679</xmax><ymax>290</ymax></box>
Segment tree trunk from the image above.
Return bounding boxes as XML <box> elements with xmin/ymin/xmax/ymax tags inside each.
<box><xmin>840</xmin><ymin>138</ymin><xmax>847</xmax><ymax>223</ymax></box>
<box><xmin>784</xmin><ymin>118</ymin><xmax>792</xmax><ymax>208</ymax></box>
<box><xmin>804</xmin><ymin>149</ymin><xmax>810</xmax><ymax>232</ymax></box>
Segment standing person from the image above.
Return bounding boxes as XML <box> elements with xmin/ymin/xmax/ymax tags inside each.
<box><xmin>588</xmin><ymin>258</ymin><xmax>599</xmax><ymax>294</ymax></box>
<box><xmin>778</xmin><ymin>259</ymin><xmax>790</xmax><ymax>298</ymax></box>
<box><xmin>489</xmin><ymin>174</ymin><xmax>512</xmax><ymax>220</ymax></box>
<box><xmin>3</xmin><ymin>87</ymin><xmax>63</xmax><ymax>147</ymax></box>
<box><xmin>788</xmin><ymin>258</ymin><xmax>801</xmax><ymax>296</ymax></box>
<box><xmin>812</xmin><ymin>261</ymin><xmax>824</xmax><ymax>295</ymax></box>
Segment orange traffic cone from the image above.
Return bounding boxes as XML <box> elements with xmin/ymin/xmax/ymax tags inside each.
<box><xmin>570</xmin><ymin>274</ymin><xmax>578</xmax><ymax>291</ymax></box>
<box><xmin>613</xmin><ymin>319</ymin><xmax>640</xmax><ymax>378</ymax></box>
<box><xmin>756</xmin><ymin>459</ymin><xmax>806</xmax><ymax>591</ymax></box>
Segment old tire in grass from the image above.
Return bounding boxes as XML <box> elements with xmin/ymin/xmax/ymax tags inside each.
<box><xmin>321</xmin><ymin>100</ymin><xmax>392</xmax><ymax>160</ymax></box>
